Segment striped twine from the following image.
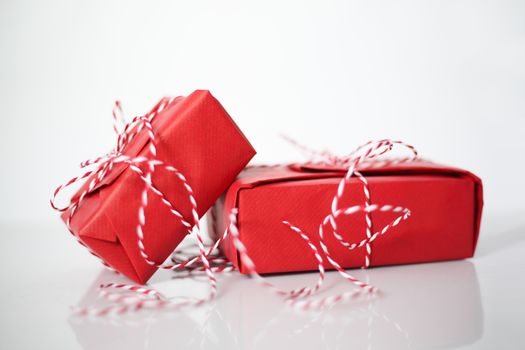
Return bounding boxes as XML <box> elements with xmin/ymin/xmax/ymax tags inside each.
<box><xmin>51</xmin><ymin>99</ymin><xmax>418</xmax><ymax>315</ymax></box>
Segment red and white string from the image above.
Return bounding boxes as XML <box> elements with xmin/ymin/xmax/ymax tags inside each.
<box><xmin>52</xmin><ymin>100</ymin><xmax>418</xmax><ymax>316</ymax></box>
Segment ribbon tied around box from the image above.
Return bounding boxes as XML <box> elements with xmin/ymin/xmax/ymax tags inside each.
<box><xmin>51</xmin><ymin>100</ymin><xmax>419</xmax><ymax>315</ymax></box>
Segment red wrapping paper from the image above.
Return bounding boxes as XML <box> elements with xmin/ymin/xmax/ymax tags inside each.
<box><xmin>62</xmin><ymin>90</ymin><xmax>256</xmax><ymax>284</ymax></box>
<box><xmin>212</xmin><ymin>161</ymin><xmax>483</xmax><ymax>274</ymax></box>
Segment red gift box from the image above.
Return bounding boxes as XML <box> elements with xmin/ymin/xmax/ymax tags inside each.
<box><xmin>60</xmin><ymin>90</ymin><xmax>255</xmax><ymax>284</ymax></box>
<box><xmin>212</xmin><ymin>160</ymin><xmax>483</xmax><ymax>274</ymax></box>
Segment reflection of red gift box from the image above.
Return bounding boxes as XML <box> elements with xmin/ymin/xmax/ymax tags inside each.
<box><xmin>212</xmin><ymin>161</ymin><xmax>483</xmax><ymax>274</ymax></box>
<box><xmin>61</xmin><ymin>90</ymin><xmax>255</xmax><ymax>284</ymax></box>
<box><xmin>215</xmin><ymin>261</ymin><xmax>482</xmax><ymax>349</ymax></box>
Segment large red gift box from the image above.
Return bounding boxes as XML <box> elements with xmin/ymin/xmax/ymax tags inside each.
<box><xmin>62</xmin><ymin>90</ymin><xmax>255</xmax><ymax>284</ymax></box>
<box><xmin>212</xmin><ymin>161</ymin><xmax>483</xmax><ymax>274</ymax></box>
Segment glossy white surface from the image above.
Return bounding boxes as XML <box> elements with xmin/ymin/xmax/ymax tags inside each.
<box><xmin>1</xmin><ymin>212</ymin><xmax>523</xmax><ymax>349</ymax></box>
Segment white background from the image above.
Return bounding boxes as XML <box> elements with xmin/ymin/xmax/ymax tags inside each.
<box><xmin>1</xmin><ymin>1</ymin><xmax>524</xmax><ymax>349</ymax></box>
<box><xmin>1</xmin><ymin>0</ymin><xmax>524</xmax><ymax>223</ymax></box>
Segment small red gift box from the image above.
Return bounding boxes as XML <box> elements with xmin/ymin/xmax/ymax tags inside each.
<box><xmin>211</xmin><ymin>160</ymin><xmax>483</xmax><ymax>274</ymax></box>
<box><xmin>61</xmin><ymin>90</ymin><xmax>255</xmax><ymax>284</ymax></box>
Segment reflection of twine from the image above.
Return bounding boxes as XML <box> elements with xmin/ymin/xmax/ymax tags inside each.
<box><xmin>71</xmin><ymin>295</ymin><xmax>240</xmax><ymax>349</ymax></box>
<box><xmin>249</xmin><ymin>289</ymin><xmax>411</xmax><ymax>350</ymax></box>
<box><xmin>251</xmin><ymin>307</ymin><xmax>292</xmax><ymax>348</ymax></box>
<box><xmin>184</xmin><ymin>302</ymin><xmax>241</xmax><ymax>349</ymax></box>
<box><xmin>291</xmin><ymin>309</ymin><xmax>326</xmax><ymax>336</ymax></box>
<box><xmin>74</xmin><ymin>274</ymin><xmax>411</xmax><ymax>349</ymax></box>
<box><xmin>367</xmin><ymin>274</ymin><xmax>373</xmax><ymax>350</ymax></box>
<box><xmin>306</xmin><ymin>273</ymin><xmax>412</xmax><ymax>349</ymax></box>
<box><xmin>371</xmin><ymin>309</ymin><xmax>411</xmax><ymax>346</ymax></box>
<box><xmin>198</xmin><ymin>304</ymin><xmax>214</xmax><ymax>350</ymax></box>
<box><xmin>330</xmin><ymin>294</ymin><xmax>412</xmax><ymax>348</ymax></box>
<box><xmin>213</xmin><ymin>307</ymin><xmax>240</xmax><ymax>349</ymax></box>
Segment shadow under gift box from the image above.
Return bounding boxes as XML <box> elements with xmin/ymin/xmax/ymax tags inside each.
<box><xmin>62</xmin><ymin>90</ymin><xmax>256</xmax><ymax>284</ymax></box>
<box><xmin>212</xmin><ymin>161</ymin><xmax>483</xmax><ymax>273</ymax></box>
